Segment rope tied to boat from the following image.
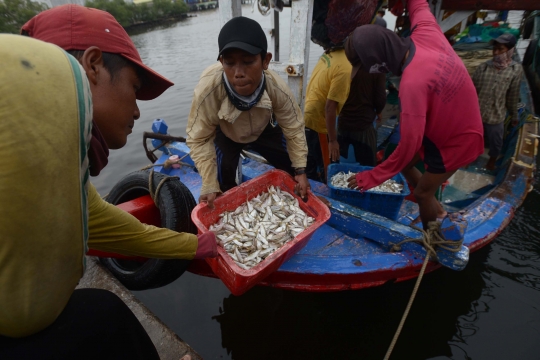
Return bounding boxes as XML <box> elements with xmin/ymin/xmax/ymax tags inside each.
<box><xmin>140</xmin><ymin>153</ymin><xmax>192</xmax><ymax>172</ymax></box>
<box><xmin>140</xmin><ymin>154</ymin><xmax>194</xmax><ymax>206</ymax></box>
<box><xmin>390</xmin><ymin>222</ymin><xmax>464</xmax><ymax>260</ymax></box>
<box><xmin>146</xmin><ymin>168</ymin><xmax>178</xmax><ymax>207</ymax></box>
<box><xmin>383</xmin><ymin>221</ymin><xmax>463</xmax><ymax>360</ymax></box>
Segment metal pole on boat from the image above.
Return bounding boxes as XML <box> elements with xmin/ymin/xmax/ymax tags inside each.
<box><xmin>271</xmin><ymin>10</ymin><xmax>280</xmax><ymax>61</ymax></box>
<box><xmin>287</xmin><ymin>0</ymin><xmax>313</xmax><ymax>110</ymax></box>
<box><xmin>219</xmin><ymin>0</ymin><xmax>242</xmax><ymax>24</ymax></box>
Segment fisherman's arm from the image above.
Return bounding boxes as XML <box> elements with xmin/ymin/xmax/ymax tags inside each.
<box><xmin>407</xmin><ymin>0</ymin><xmax>439</xmax><ymax>29</ymax></box>
<box><xmin>325</xmin><ymin>99</ymin><xmax>339</xmax><ymax>162</ymax></box>
<box><xmin>471</xmin><ymin>65</ymin><xmax>482</xmax><ymax>94</ymax></box>
<box><xmin>326</xmin><ymin>65</ymin><xmax>351</xmax><ymax>161</ymax></box>
<box><xmin>270</xmin><ymin>77</ymin><xmax>308</xmax><ymax>169</ymax></box>
<box><xmin>506</xmin><ymin>67</ymin><xmax>522</xmax><ymax>126</ymax></box>
<box><xmin>350</xmin><ymin>113</ymin><xmax>425</xmax><ymax>190</ymax></box>
<box><xmin>87</xmin><ymin>184</ymin><xmax>217</xmax><ymax>259</ymax></box>
<box><xmin>269</xmin><ymin>74</ymin><xmax>309</xmax><ymax>197</ymax></box>
<box><xmin>186</xmin><ymin>96</ymin><xmax>221</xmax><ymax>200</ymax></box>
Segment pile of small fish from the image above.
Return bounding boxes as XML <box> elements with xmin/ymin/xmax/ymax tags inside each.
<box><xmin>330</xmin><ymin>171</ymin><xmax>404</xmax><ymax>193</ymax></box>
<box><xmin>330</xmin><ymin>171</ymin><xmax>356</xmax><ymax>189</ymax></box>
<box><xmin>209</xmin><ymin>185</ymin><xmax>314</xmax><ymax>270</ymax></box>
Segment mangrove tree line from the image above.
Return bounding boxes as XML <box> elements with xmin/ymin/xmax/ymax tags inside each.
<box><xmin>0</xmin><ymin>0</ymin><xmax>188</xmax><ymax>34</ymax></box>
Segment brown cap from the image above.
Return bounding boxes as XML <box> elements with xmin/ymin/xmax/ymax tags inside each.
<box><xmin>22</xmin><ymin>5</ymin><xmax>174</xmax><ymax>100</ymax></box>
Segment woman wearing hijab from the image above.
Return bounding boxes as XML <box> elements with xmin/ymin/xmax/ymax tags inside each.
<box><xmin>347</xmin><ymin>0</ymin><xmax>484</xmax><ymax>229</ymax></box>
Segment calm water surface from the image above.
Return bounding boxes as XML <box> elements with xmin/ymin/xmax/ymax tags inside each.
<box><xmin>92</xmin><ymin>7</ymin><xmax>540</xmax><ymax>359</ymax></box>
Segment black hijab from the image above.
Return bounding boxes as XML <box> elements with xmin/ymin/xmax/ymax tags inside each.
<box><xmin>348</xmin><ymin>24</ymin><xmax>411</xmax><ymax>76</ymax></box>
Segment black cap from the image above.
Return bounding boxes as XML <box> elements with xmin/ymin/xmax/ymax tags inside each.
<box><xmin>489</xmin><ymin>33</ymin><xmax>517</xmax><ymax>48</ymax></box>
<box><xmin>217</xmin><ymin>16</ymin><xmax>267</xmax><ymax>60</ymax></box>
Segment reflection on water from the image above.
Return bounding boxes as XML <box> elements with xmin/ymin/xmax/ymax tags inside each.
<box><xmin>134</xmin><ymin>244</ymin><xmax>496</xmax><ymax>359</ymax></box>
<box><xmin>92</xmin><ymin>6</ymin><xmax>540</xmax><ymax>360</ymax></box>
<box><xmin>487</xmin><ymin>193</ymin><xmax>540</xmax><ymax>292</ymax></box>
<box><xmin>211</xmin><ymin>256</ymin><xmax>486</xmax><ymax>360</ymax></box>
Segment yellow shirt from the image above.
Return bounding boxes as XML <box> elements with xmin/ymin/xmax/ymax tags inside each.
<box><xmin>0</xmin><ymin>35</ymin><xmax>197</xmax><ymax>338</ymax></box>
<box><xmin>87</xmin><ymin>183</ymin><xmax>198</xmax><ymax>259</ymax></box>
<box><xmin>304</xmin><ymin>49</ymin><xmax>352</xmax><ymax>134</ymax></box>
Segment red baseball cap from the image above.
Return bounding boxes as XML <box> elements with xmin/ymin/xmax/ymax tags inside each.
<box><xmin>21</xmin><ymin>4</ymin><xmax>174</xmax><ymax>100</ymax></box>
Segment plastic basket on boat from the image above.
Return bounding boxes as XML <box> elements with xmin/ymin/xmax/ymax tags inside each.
<box><xmin>326</xmin><ymin>164</ymin><xmax>410</xmax><ymax>220</ymax></box>
<box><xmin>191</xmin><ymin>169</ymin><xmax>331</xmax><ymax>296</ymax></box>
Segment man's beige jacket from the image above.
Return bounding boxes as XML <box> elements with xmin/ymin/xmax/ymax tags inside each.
<box><xmin>186</xmin><ymin>63</ymin><xmax>308</xmax><ymax>196</ymax></box>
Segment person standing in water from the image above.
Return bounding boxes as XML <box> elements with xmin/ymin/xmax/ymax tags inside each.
<box><xmin>347</xmin><ymin>0</ymin><xmax>484</xmax><ymax>229</ymax></box>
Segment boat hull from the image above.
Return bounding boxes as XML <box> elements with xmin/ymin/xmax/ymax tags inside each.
<box><xmin>93</xmin><ymin>74</ymin><xmax>537</xmax><ymax>292</ymax></box>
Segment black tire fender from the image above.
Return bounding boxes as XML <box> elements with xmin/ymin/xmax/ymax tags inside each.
<box><xmin>99</xmin><ymin>169</ymin><xmax>197</xmax><ymax>290</ymax></box>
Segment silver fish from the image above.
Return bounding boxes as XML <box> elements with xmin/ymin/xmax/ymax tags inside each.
<box><xmin>209</xmin><ymin>186</ymin><xmax>315</xmax><ymax>270</ymax></box>
<box><xmin>330</xmin><ymin>171</ymin><xmax>404</xmax><ymax>193</ymax></box>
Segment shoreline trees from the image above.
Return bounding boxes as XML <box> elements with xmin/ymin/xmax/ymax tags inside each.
<box><xmin>0</xmin><ymin>0</ymin><xmax>48</xmax><ymax>34</ymax></box>
<box><xmin>85</xmin><ymin>0</ymin><xmax>188</xmax><ymax>28</ymax></box>
<box><xmin>0</xmin><ymin>0</ymin><xmax>188</xmax><ymax>34</ymax></box>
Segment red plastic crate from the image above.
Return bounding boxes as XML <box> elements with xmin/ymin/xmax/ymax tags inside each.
<box><xmin>191</xmin><ymin>169</ymin><xmax>331</xmax><ymax>295</ymax></box>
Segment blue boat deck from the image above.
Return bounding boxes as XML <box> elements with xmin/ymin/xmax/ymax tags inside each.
<box><xmin>150</xmin><ymin>76</ymin><xmax>537</xmax><ymax>290</ymax></box>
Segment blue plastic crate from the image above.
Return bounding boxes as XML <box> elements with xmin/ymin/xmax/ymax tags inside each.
<box><xmin>327</xmin><ymin>164</ymin><xmax>410</xmax><ymax>220</ymax></box>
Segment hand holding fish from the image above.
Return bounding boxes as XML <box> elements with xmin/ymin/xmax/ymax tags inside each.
<box><xmin>345</xmin><ymin>171</ymin><xmax>404</xmax><ymax>193</ymax></box>
<box><xmin>347</xmin><ymin>173</ymin><xmax>362</xmax><ymax>191</ymax></box>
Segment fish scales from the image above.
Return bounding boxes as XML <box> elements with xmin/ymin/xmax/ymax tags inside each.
<box><xmin>208</xmin><ymin>186</ymin><xmax>315</xmax><ymax>269</ymax></box>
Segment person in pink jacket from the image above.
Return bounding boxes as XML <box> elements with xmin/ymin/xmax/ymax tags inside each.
<box><xmin>347</xmin><ymin>0</ymin><xmax>483</xmax><ymax>229</ymax></box>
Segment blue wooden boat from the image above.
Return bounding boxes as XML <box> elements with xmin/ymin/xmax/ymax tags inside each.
<box><xmin>91</xmin><ymin>6</ymin><xmax>540</xmax><ymax>292</ymax></box>
<box><xmin>92</xmin><ymin>71</ymin><xmax>538</xmax><ymax>292</ymax></box>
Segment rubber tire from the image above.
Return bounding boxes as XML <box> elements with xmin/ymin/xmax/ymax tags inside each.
<box><xmin>99</xmin><ymin>169</ymin><xmax>197</xmax><ymax>290</ymax></box>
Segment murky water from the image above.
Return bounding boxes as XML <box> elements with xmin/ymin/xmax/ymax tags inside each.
<box><xmin>91</xmin><ymin>6</ymin><xmax>540</xmax><ymax>359</ymax></box>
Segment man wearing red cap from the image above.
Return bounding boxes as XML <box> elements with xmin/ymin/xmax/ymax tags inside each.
<box><xmin>22</xmin><ymin>5</ymin><xmax>217</xmax><ymax>264</ymax></box>
<box><xmin>0</xmin><ymin>5</ymin><xmax>211</xmax><ymax>359</ymax></box>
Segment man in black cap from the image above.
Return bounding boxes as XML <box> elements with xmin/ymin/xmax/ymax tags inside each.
<box><xmin>186</xmin><ymin>16</ymin><xmax>309</xmax><ymax>208</ymax></box>
<box><xmin>472</xmin><ymin>33</ymin><xmax>522</xmax><ymax>170</ymax></box>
